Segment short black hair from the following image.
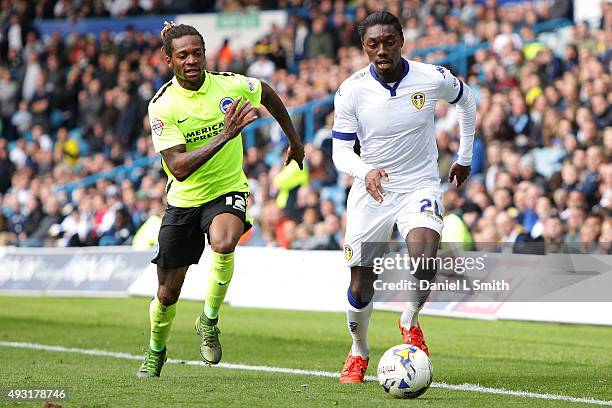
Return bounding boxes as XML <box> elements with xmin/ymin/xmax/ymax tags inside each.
<box><xmin>357</xmin><ymin>11</ymin><xmax>403</xmax><ymax>41</ymax></box>
<box><xmin>160</xmin><ymin>23</ymin><xmax>205</xmax><ymax>56</ymax></box>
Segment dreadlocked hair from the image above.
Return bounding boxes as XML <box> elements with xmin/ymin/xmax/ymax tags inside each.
<box><xmin>357</xmin><ymin>11</ymin><xmax>403</xmax><ymax>41</ymax></box>
<box><xmin>160</xmin><ymin>21</ymin><xmax>205</xmax><ymax>56</ymax></box>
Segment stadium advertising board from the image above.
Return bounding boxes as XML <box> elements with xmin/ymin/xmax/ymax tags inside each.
<box><xmin>2</xmin><ymin>246</ymin><xmax>611</xmax><ymax>325</ymax></box>
<box><xmin>0</xmin><ymin>247</ymin><xmax>153</xmax><ymax>295</ymax></box>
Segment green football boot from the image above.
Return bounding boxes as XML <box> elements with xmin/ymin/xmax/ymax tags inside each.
<box><xmin>137</xmin><ymin>346</ymin><xmax>167</xmax><ymax>378</ymax></box>
<box><xmin>195</xmin><ymin>314</ymin><xmax>222</xmax><ymax>365</ymax></box>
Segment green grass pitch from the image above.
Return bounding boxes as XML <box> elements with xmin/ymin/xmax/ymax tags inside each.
<box><xmin>1</xmin><ymin>296</ymin><xmax>611</xmax><ymax>407</ymax></box>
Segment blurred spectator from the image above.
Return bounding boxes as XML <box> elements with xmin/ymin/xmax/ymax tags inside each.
<box><xmin>7</xmin><ymin>14</ymin><xmax>24</xmax><ymax>52</ymax></box>
<box><xmin>54</xmin><ymin>127</ymin><xmax>79</xmax><ymax>166</ymax></box>
<box><xmin>496</xmin><ymin>211</ymin><xmax>521</xmax><ymax>245</ymax></box>
<box><xmin>441</xmin><ymin>203</ymin><xmax>474</xmax><ymax>249</ymax></box>
<box><xmin>305</xmin><ymin>17</ymin><xmax>335</xmax><ymax>60</ymax></box>
<box><xmin>11</xmin><ymin>101</ymin><xmax>32</xmax><ymax>137</ymax></box>
<box><xmin>20</xmin><ymin>197</ymin><xmax>62</xmax><ymax>246</ymax></box>
<box><xmin>542</xmin><ymin>216</ymin><xmax>565</xmax><ymax>253</ymax></box>
<box><xmin>99</xmin><ymin>207</ymin><xmax>136</xmax><ymax>246</ymax></box>
<box><xmin>247</xmin><ymin>51</ymin><xmax>276</xmax><ymax>83</ymax></box>
<box><xmin>217</xmin><ymin>38</ymin><xmax>234</xmax><ymax>71</ymax></box>
<box><xmin>22</xmin><ymin>51</ymin><xmax>41</xmax><ymax>103</ymax></box>
<box><xmin>0</xmin><ymin>213</ymin><xmax>17</xmax><ymax>245</ymax></box>
<box><xmin>78</xmin><ymin>79</ymin><xmax>104</xmax><ymax>132</ymax></box>
<box><xmin>132</xmin><ymin>199</ymin><xmax>164</xmax><ymax>249</ymax></box>
<box><xmin>0</xmin><ymin>142</ymin><xmax>14</xmax><ymax>194</ymax></box>
<box><xmin>0</xmin><ymin>66</ymin><xmax>19</xmax><ymax>140</ymax></box>
<box><xmin>307</xmin><ymin>148</ymin><xmax>337</xmax><ymax>189</ymax></box>
<box><xmin>273</xmin><ymin>160</ymin><xmax>309</xmax><ymax>219</ymax></box>
<box><xmin>599</xmin><ymin>218</ymin><xmax>612</xmax><ymax>254</ymax></box>
<box><xmin>570</xmin><ymin>214</ymin><xmax>603</xmax><ymax>253</ymax></box>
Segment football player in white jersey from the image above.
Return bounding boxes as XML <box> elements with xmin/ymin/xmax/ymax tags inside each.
<box><xmin>332</xmin><ymin>11</ymin><xmax>477</xmax><ymax>383</ymax></box>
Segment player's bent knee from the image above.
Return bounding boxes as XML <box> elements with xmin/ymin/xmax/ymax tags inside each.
<box><xmin>158</xmin><ymin>294</ymin><xmax>179</xmax><ymax>306</ymax></box>
<box><xmin>349</xmin><ymin>281</ymin><xmax>361</xmax><ymax>298</ymax></box>
<box><xmin>210</xmin><ymin>237</ymin><xmax>239</xmax><ymax>254</ymax></box>
<box><xmin>349</xmin><ymin>281</ymin><xmax>373</xmax><ymax>304</ymax></box>
<box><xmin>157</xmin><ymin>286</ymin><xmax>181</xmax><ymax>306</ymax></box>
<box><xmin>349</xmin><ymin>266</ymin><xmax>376</xmax><ymax>303</ymax></box>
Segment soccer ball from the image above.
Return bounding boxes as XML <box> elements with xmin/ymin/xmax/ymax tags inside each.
<box><xmin>377</xmin><ymin>344</ymin><xmax>433</xmax><ymax>399</ymax></box>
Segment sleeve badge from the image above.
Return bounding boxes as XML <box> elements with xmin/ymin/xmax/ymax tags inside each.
<box><xmin>152</xmin><ymin>118</ymin><xmax>164</xmax><ymax>136</ymax></box>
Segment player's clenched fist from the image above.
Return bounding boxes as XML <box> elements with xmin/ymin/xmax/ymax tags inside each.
<box><xmin>365</xmin><ymin>168</ymin><xmax>389</xmax><ymax>204</ymax></box>
<box><xmin>220</xmin><ymin>96</ymin><xmax>258</xmax><ymax>141</ymax></box>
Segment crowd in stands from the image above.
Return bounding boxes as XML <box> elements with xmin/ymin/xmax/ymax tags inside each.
<box><xmin>0</xmin><ymin>0</ymin><xmax>609</xmax><ymax>254</ymax></box>
<box><xmin>0</xmin><ymin>0</ymin><xmax>253</xmax><ymax>20</ymax></box>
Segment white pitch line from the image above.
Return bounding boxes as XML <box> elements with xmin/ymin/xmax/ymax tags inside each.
<box><xmin>2</xmin><ymin>341</ymin><xmax>611</xmax><ymax>406</ymax></box>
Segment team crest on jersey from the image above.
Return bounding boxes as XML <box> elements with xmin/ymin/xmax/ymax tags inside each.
<box><xmin>151</xmin><ymin>118</ymin><xmax>164</xmax><ymax>136</ymax></box>
<box><xmin>219</xmin><ymin>97</ymin><xmax>234</xmax><ymax>113</ymax></box>
<box><xmin>344</xmin><ymin>245</ymin><xmax>353</xmax><ymax>261</ymax></box>
<box><xmin>412</xmin><ymin>92</ymin><xmax>426</xmax><ymax>110</ymax></box>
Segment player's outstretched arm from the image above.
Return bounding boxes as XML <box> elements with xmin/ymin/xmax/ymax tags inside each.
<box><xmin>160</xmin><ymin>97</ymin><xmax>257</xmax><ymax>181</ymax></box>
<box><xmin>260</xmin><ymin>82</ymin><xmax>305</xmax><ymax>169</ymax></box>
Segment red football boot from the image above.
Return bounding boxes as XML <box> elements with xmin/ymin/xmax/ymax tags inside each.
<box><xmin>398</xmin><ymin>320</ymin><xmax>430</xmax><ymax>356</ymax></box>
<box><xmin>339</xmin><ymin>352</ymin><xmax>369</xmax><ymax>384</ymax></box>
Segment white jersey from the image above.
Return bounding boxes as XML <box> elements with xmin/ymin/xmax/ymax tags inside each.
<box><xmin>332</xmin><ymin>58</ymin><xmax>464</xmax><ymax>192</ymax></box>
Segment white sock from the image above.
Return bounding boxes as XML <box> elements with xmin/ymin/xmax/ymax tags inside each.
<box><xmin>346</xmin><ymin>289</ymin><xmax>373</xmax><ymax>358</ymax></box>
<box><xmin>399</xmin><ymin>277</ymin><xmax>432</xmax><ymax>329</ymax></box>
<box><xmin>400</xmin><ymin>301</ymin><xmax>421</xmax><ymax>329</ymax></box>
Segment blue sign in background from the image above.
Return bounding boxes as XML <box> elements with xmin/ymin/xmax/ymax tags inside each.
<box><xmin>35</xmin><ymin>15</ymin><xmax>176</xmax><ymax>38</ymax></box>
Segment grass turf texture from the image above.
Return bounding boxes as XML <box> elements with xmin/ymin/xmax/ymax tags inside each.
<box><xmin>1</xmin><ymin>296</ymin><xmax>611</xmax><ymax>407</ymax></box>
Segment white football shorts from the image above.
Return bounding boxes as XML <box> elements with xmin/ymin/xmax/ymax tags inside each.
<box><xmin>343</xmin><ymin>180</ymin><xmax>444</xmax><ymax>267</ymax></box>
